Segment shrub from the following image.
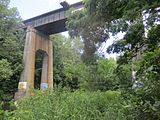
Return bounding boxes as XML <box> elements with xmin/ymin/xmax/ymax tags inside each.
<box><xmin>6</xmin><ymin>90</ymin><xmax>127</xmax><ymax>120</ymax></box>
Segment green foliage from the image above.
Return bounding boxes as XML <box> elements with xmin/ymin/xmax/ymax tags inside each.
<box><xmin>115</xmin><ymin>64</ymin><xmax>132</xmax><ymax>89</ymax></box>
<box><xmin>66</xmin><ymin>3</ymin><xmax>108</xmax><ymax>64</ymax></box>
<box><xmin>6</xmin><ymin>90</ymin><xmax>127</xmax><ymax>120</ymax></box>
<box><xmin>53</xmin><ymin>34</ymin><xmax>86</xmax><ymax>90</ymax></box>
<box><xmin>147</xmin><ymin>25</ymin><xmax>160</xmax><ymax>51</ymax></box>
<box><xmin>66</xmin><ymin>0</ymin><xmax>160</xmax><ymax>119</ymax></box>
<box><xmin>67</xmin><ymin>0</ymin><xmax>160</xmax><ymax>64</ymax></box>
<box><xmin>128</xmin><ymin>49</ymin><xmax>160</xmax><ymax>120</ymax></box>
<box><xmin>53</xmin><ymin>34</ymin><xmax>126</xmax><ymax>92</ymax></box>
<box><xmin>0</xmin><ymin>59</ymin><xmax>13</xmax><ymax>80</ymax></box>
<box><xmin>121</xmin><ymin>25</ymin><xmax>160</xmax><ymax>119</ymax></box>
<box><xmin>0</xmin><ymin>0</ymin><xmax>23</xmax><ymax>103</ymax></box>
<box><xmin>97</xmin><ymin>58</ymin><xmax>117</xmax><ymax>81</ymax></box>
<box><xmin>87</xmin><ymin>58</ymin><xmax>118</xmax><ymax>91</ymax></box>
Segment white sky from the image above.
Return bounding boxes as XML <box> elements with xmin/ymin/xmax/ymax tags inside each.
<box><xmin>10</xmin><ymin>0</ymin><xmax>82</xmax><ymax>20</ymax></box>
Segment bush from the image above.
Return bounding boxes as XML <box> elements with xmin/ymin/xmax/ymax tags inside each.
<box><xmin>6</xmin><ymin>90</ymin><xmax>127</xmax><ymax>120</ymax></box>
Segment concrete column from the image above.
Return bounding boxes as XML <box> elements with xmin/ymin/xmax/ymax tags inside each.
<box><xmin>15</xmin><ymin>27</ymin><xmax>54</xmax><ymax>100</ymax></box>
<box><xmin>40</xmin><ymin>53</ymin><xmax>48</xmax><ymax>89</ymax></box>
<box><xmin>20</xmin><ymin>26</ymin><xmax>36</xmax><ymax>88</ymax></box>
<box><xmin>48</xmin><ymin>39</ymin><xmax>53</xmax><ymax>88</ymax></box>
<box><xmin>15</xmin><ymin>26</ymin><xmax>36</xmax><ymax>99</ymax></box>
<box><xmin>26</xmin><ymin>27</ymin><xmax>36</xmax><ymax>89</ymax></box>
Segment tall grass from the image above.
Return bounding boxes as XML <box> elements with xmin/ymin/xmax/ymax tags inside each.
<box><xmin>6</xmin><ymin>90</ymin><xmax>126</xmax><ymax>120</ymax></box>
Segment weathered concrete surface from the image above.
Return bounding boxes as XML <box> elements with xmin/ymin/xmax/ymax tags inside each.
<box><xmin>15</xmin><ymin>26</ymin><xmax>53</xmax><ymax>100</ymax></box>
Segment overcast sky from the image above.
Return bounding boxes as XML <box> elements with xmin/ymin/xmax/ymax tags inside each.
<box><xmin>10</xmin><ymin>0</ymin><xmax>82</xmax><ymax>20</ymax></box>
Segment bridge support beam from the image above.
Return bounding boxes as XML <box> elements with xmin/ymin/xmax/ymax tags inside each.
<box><xmin>15</xmin><ymin>26</ymin><xmax>53</xmax><ymax>100</ymax></box>
<box><xmin>41</xmin><ymin>53</ymin><xmax>48</xmax><ymax>89</ymax></box>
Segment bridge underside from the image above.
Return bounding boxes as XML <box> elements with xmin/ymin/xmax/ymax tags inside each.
<box><xmin>35</xmin><ymin>18</ymin><xmax>67</xmax><ymax>35</ymax></box>
<box><xmin>23</xmin><ymin>1</ymin><xmax>83</xmax><ymax>35</ymax></box>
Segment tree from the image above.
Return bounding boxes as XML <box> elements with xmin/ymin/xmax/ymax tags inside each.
<box><xmin>67</xmin><ymin>0</ymin><xmax>160</xmax><ymax>119</ymax></box>
<box><xmin>115</xmin><ymin>64</ymin><xmax>132</xmax><ymax>89</ymax></box>
<box><xmin>0</xmin><ymin>0</ymin><xmax>23</xmax><ymax>103</ymax></box>
<box><xmin>66</xmin><ymin>5</ymin><xmax>108</xmax><ymax>64</ymax></box>
<box><xmin>53</xmin><ymin>34</ymin><xmax>87</xmax><ymax>90</ymax></box>
<box><xmin>0</xmin><ymin>59</ymin><xmax>13</xmax><ymax>81</ymax></box>
<box><xmin>130</xmin><ymin>26</ymin><xmax>160</xmax><ymax>120</ymax></box>
<box><xmin>86</xmin><ymin>58</ymin><xmax>118</xmax><ymax>91</ymax></box>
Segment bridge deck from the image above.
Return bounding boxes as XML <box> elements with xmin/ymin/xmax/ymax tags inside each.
<box><xmin>23</xmin><ymin>1</ymin><xmax>83</xmax><ymax>35</ymax></box>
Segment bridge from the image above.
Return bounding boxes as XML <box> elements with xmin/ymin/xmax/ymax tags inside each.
<box><xmin>15</xmin><ymin>1</ymin><xmax>83</xmax><ymax>100</ymax></box>
<box><xmin>23</xmin><ymin>1</ymin><xmax>83</xmax><ymax>35</ymax></box>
